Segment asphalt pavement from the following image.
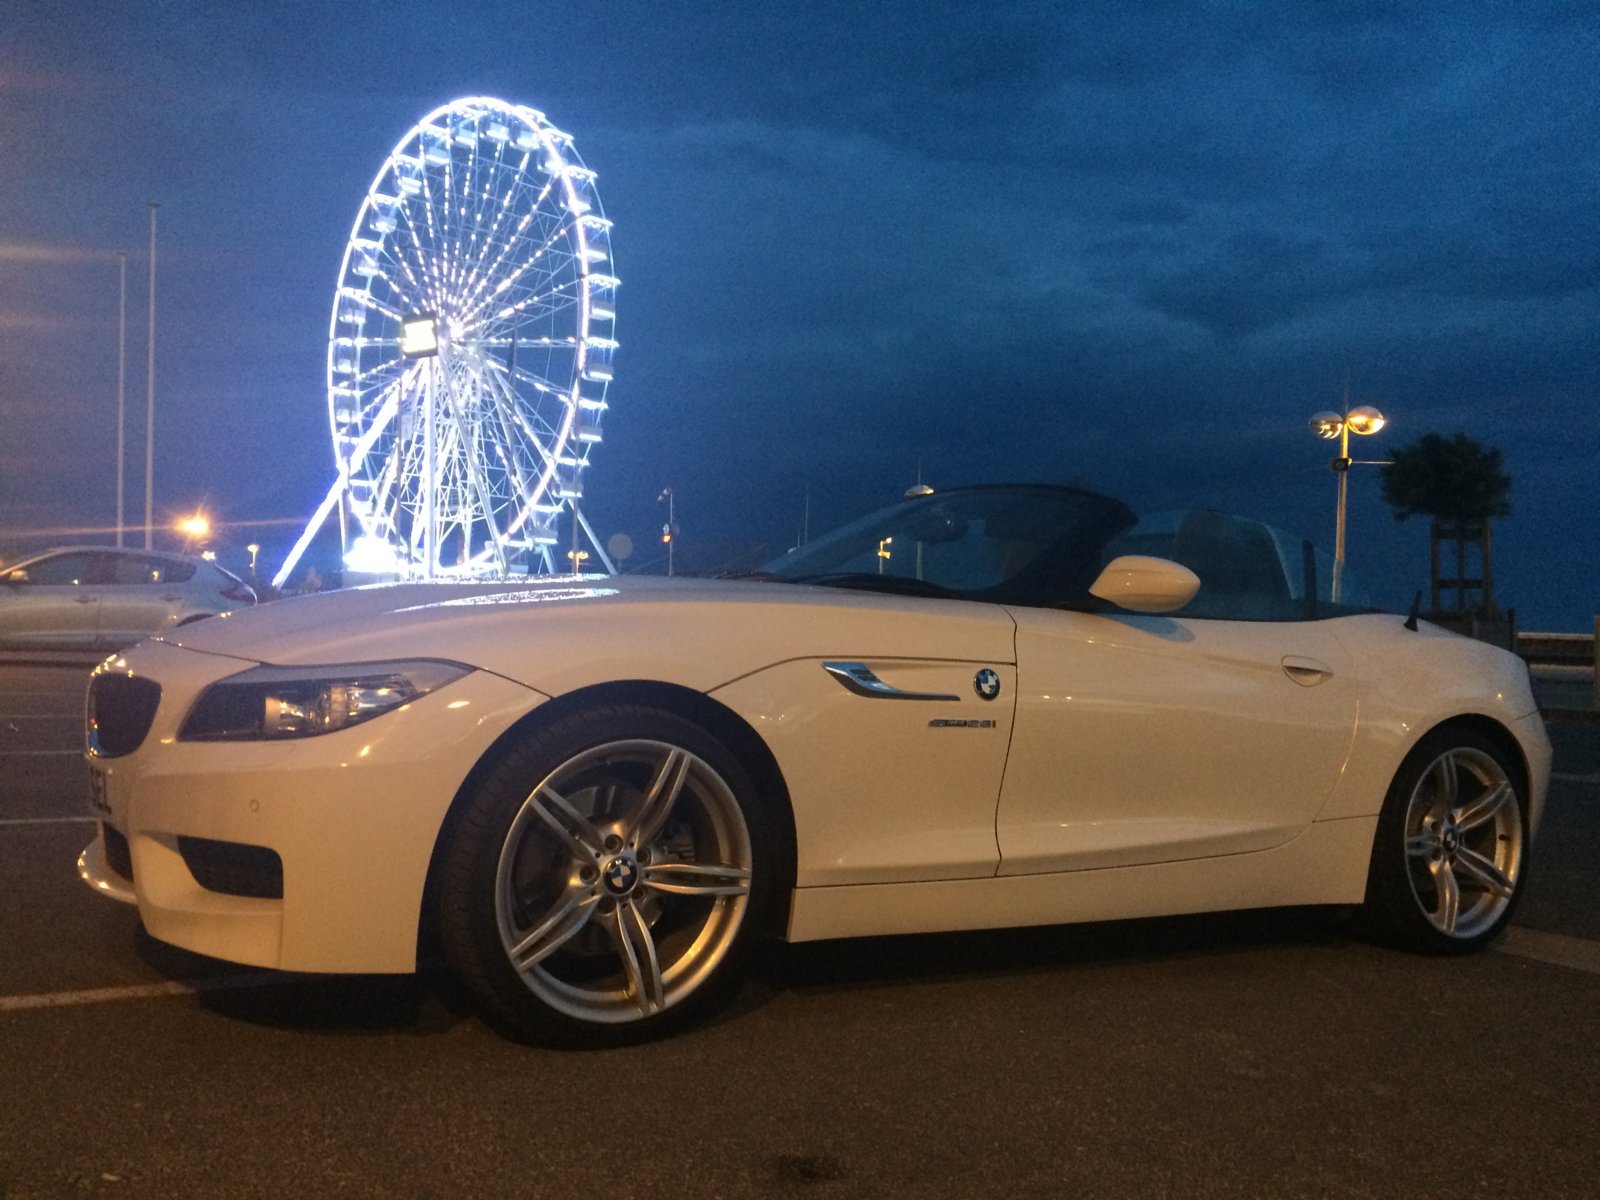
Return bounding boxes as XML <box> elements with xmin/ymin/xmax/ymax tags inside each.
<box><xmin>2</xmin><ymin>656</ymin><xmax>1597</xmax><ymax>1199</ymax></box>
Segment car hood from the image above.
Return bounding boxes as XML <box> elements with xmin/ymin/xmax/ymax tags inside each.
<box><xmin>154</xmin><ymin>575</ymin><xmax>1020</xmax><ymax>696</ymax></box>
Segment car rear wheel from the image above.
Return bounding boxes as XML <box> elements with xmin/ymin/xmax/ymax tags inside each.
<box><xmin>436</xmin><ymin>703</ymin><xmax>776</xmax><ymax>1046</ymax></box>
<box><xmin>1363</xmin><ymin>727</ymin><xmax>1527</xmax><ymax>953</ymax></box>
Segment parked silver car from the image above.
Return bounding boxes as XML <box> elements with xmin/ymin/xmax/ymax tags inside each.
<box><xmin>0</xmin><ymin>547</ymin><xmax>256</xmax><ymax>649</ymax></box>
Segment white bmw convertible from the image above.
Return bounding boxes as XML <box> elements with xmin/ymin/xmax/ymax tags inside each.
<box><xmin>80</xmin><ymin>485</ymin><xmax>1549</xmax><ymax>1044</ymax></box>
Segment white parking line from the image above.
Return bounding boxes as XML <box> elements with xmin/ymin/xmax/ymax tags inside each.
<box><xmin>0</xmin><ymin>816</ymin><xmax>94</xmax><ymax>826</ymax></box>
<box><xmin>0</xmin><ymin>973</ymin><xmax>314</xmax><ymax>1013</ymax></box>
<box><xmin>1497</xmin><ymin>927</ymin><xmax>1600</xmax><ymax>975</ymax></box>
<box><xmin>1551</xmin><ymin>771</ymin><xmax>1600</xmax><ymax>784</ymax></box>
<box><xmin>0</xmin><ymin>981</ymin><xmax>198</xmax><ymax>1011</ymax></box>
<box><xmin>0</xmin><ymin>971</ymin><xmax>325</xmax><ymax>1014</ymax></box>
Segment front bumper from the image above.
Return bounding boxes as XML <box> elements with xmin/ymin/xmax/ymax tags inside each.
<box><xmin>79</xmin><ymin>639</ymin><xmax>544</xmax><ymax>972</ymax></box>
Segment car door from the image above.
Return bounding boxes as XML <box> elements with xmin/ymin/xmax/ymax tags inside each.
<box><xmin>0</xmin><ymin>551</ymin><xmax>103</xmax><ymax>646</ymax></box>
<box><xmin>996</xmin><ymin>608</ymin><xmax>1358</xmax><ymax>874</ymax></box>
<box><xmin>95</xmin><ymin>553</ymin><xmax>192</xmax><ymax>646</ymax></box>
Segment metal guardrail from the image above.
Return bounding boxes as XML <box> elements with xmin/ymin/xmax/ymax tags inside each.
<box><xmin>1519</xmin><ymin>619</ymin><xmax>1599</xmax><ymax>716</ymax></box>
<box><xmin>1518</xmin><ymin>631</ymin><xmax>1598</xmax><ymax>666</ymax></box>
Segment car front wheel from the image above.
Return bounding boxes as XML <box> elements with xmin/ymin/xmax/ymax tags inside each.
<box><xmin>437</xmin><ymin>704</ymin><xmax>777</xmax><ymax>1045</ymax></box>
<box><xmin>1363</xmin><ymin>727</ymin><xmax>1528</xmax><ymax>953</ymax></box>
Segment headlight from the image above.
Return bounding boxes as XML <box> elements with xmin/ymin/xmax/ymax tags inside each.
<box><xmin>178</xmin><ymin>660</ymin><xmax>472</xmax><ymax>741</ymax></box>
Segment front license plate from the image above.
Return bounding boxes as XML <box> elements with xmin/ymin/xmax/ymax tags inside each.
<box><xmin>87</xmin><ymin>765</ymin><xmax>110</xmax><ymax>817</ymax></box>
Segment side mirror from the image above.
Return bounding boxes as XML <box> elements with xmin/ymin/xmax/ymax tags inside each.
<box><xmin>1089</xmin><ymin>555</ymin><xmax>1200</xmax><ymax>614</ymax></box>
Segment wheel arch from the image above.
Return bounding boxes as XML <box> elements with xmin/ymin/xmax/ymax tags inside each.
<box><xmin>417</xmin><ymin>678</ymin><xmax>798</xmax><ymax>962</ymax></box>
<box><xmin>1408</xmin><ymin>712</ymin><xmax>1531</xmax><ymax>800</ymax></box>
<box><xmin>1361</xmin><ymin>710</ymin><xmax>1534</xmax><ymax>952</ymax></box>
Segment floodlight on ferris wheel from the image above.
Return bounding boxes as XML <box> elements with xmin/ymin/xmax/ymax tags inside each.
<box><xmin>314</xmin><ymin>96</ymin><xmax>617</xmax><ymax>580</ymax></box>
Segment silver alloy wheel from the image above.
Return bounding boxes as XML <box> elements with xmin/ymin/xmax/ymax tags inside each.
<box><xmin>1401</xmin><ymin>745</ymin><xmax>1523</xmax><ymax>939</ymax></box>
<box><xmin>492</xmin><ymin>739</ymin><xmax>753</xmax><ymax>1024</ymax></box>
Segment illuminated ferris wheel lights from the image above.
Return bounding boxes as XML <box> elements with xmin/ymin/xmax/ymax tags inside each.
<box><xmin>301</xmin><ymin>96</ymin><xmax>616</xmax><ymax>582</ymax></box>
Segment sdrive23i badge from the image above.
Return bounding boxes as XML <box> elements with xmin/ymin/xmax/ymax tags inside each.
<box><xmin>974</xmin><ymin>668</ymin><xmax>1001</xmax><ymax>701</ymax></box>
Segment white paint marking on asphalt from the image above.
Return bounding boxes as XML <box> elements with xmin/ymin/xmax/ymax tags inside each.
<box><xmin>0</xmin><ymin>981</ymin><xmax>197</xmax><ymax>1011</ymax></box>
<box><xmin>0</xmin><ymin>816</ymin><xmax>95</xmax><ymax>826</ymax></box>
<box><xmin>0</xmin><ymin>972</ymin><xmax>315</xmax><ymax>1014</ymax></box>
<box><xmin>1551</xmin><ymin>771</ymin><xmax>1600</xmax><ymax>784</ymax></box>
<box><xmin>1497</xmin><ymin>927</ymin><xmax>1600</xmax><ymax>976</ymax></box>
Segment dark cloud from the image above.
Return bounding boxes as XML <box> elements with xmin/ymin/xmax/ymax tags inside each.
<box><xmin>0</xmin><ymin>1</ymin><xmax>1594</xmax><ymax>624</ymax></box>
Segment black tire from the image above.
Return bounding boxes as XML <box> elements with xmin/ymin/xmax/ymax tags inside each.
<box><xmin>1362</xmin><ymin>726</ymin><xmax>1528</xmax><ymax>954</ymax></box>
<box><xmin>436</xmin><ymin>702</ymin><xmax>780</xmax><ymax>1046</ymax></box>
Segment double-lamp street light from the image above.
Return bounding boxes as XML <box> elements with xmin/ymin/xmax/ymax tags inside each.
<box><xmin>1308</xmin><ymin>405</ymin><xmax>1386</xmax><ymax>603</ymax></box>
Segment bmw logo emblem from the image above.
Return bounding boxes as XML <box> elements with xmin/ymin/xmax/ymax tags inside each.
<box><xmin>974</xmin><ymin>669</ymin><xmax>1001</xmax><ymax>701</ymax></box>
<box><xmin>602</xmin><ymin>856</ymin><xmax>639</xmax><ymax>895</ymax></box>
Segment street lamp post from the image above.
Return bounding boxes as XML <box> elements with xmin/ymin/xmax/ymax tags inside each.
<box><xmin>1308</xmin><ymin>405</ymin><xmax>1387</xmax><ymax>603</ymax></box>
<box><xmin>145</xmin><ymin>201</ymin><xmax>158</xmax><ymax>550</ymax></box>
<box><xmin>657</xmin><ymin>486</ymin><xmax>675</xmax><ymax>576</ymax></box>
<box><xmin>116</xmin><ymin>250</ymin><xmax>127</xmax><ymax>548</ymax></box>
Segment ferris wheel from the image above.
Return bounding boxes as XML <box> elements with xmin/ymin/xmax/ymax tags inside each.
<box><xmin>275</xmin><ymin>96</ymin><xmax>616</xmax><ymax>585</ymax></box>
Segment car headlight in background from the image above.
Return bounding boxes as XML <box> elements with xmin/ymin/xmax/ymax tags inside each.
<box><xmin>178</xmin><ymin>660</ymin><xmax>473</xmax><ymax>741</ymax></box>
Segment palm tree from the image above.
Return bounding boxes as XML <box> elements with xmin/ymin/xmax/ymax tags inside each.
<box><xmin>1380</xmin><ymin>432</ymin><xmax>1512</xmax><ymax>613</ymax></box>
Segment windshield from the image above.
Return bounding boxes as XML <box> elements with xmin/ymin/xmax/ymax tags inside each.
<box><xmin>761</xmin><ymin>485</ymin><xmax>1137</xmax><ymax>606</ymax></box>
<box><xmin>757</xmin><ymin>488</ymin><xmax>1379</xmax><ymax>620</ymax></box>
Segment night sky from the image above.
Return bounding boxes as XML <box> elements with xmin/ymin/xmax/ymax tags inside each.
<box><xmin>2</xmin><ymin>2</ymin><xmax>1595</xmax><ymax>628</ymax></box>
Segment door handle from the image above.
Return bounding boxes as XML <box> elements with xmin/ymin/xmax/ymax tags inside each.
<box><xmin>821</xmin><ymin>661</ymin><xmax>960</xmax><ymax>701</ymax></box>
<box><xmin>74</xmin><ymin>595</ymin><xmax>95</xmax><ymax>605</ymax></box>
<box><xmin>1281</xmin><ymin>655</ymin><xmax>1333</xmax><ymax>686</ymax></box>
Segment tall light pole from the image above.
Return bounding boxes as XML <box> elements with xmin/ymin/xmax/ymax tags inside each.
<box><xmin>144</xmin><ymin>202</ymin><xmax>159</xmax><ymax>550</ymax></box>
<box><xmin>1308</xmin><ymin>404</ymin><xmax>1387</xmax><ymax>602</ymax></box>
<box><xmin>657</xmin><ymin>486</ymin><xmax>675</xmax><ymax>576</ymax></box>
<box><xmin>116</xmin><ymin>250</ymin><xmax>127</xmax><ymax>548</ymax></box>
